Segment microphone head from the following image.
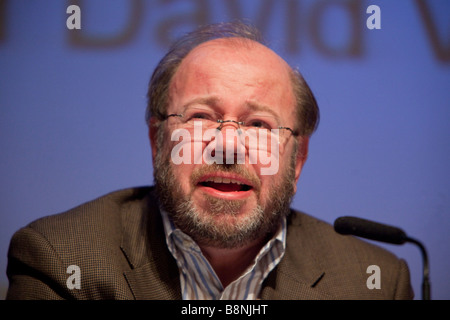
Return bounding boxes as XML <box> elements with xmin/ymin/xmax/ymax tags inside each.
<box><xmin>334</xmin><ymin>216</ymin><xmax>407</xmax><ymax>245</ymax></box>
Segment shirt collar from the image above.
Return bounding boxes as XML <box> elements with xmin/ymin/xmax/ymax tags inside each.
<box><xmin>160</xmin><ymin>207</ymin><xmax>287</xmax><ymax>299</ymax></box>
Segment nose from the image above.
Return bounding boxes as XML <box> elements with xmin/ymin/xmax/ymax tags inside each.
<box><xmin>204</xmin><ymin>120</ymin><xmax>246</xmax><ymax>165</ymax></box>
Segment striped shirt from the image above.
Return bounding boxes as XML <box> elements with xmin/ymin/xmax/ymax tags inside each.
<box><xmin>160</xmin><ymin>209</ymin><xmax>287</xmax><ymax>300</ymax></box>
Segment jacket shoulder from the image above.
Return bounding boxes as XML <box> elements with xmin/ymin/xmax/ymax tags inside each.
<box><xmin>27</xmin><ymin>187</ymin><xmax>153</xmax><ymax>240</ymax></box>
<box><xmin>288</xmin><ymin>210</ymin><xmax>401</xmax><ymax>260</ymax></box>
<box><xmin>6</xmin><ymin>186</ymin><xmax>156</xmax><ymax>299</ymax></box>
<box><xmin>277</xmin><ymin>210</ymin><xmax>414</xmax><ymax>299</ymax></box>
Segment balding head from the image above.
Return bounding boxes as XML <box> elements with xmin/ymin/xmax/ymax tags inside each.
<box><xmin>146</xmin><ymin>22</ymin><xmax>319</xmax><ymax>137</ymax></box>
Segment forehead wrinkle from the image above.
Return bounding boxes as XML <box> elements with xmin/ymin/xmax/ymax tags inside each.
<box><xmin>176</xmin><ymin>96</ymin><xmax>291</xmax><ymax>127</ymax></box>
<box><xmin>180</xmin><ymin>96</ymin><xmax>221</xmax><ymax>113</ymax></box>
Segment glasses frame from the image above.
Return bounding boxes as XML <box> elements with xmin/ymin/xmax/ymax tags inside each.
<box><xmin>164</xmin><ymin>113</ymin><xmax>298</xmax><ymax>137</ymax></box>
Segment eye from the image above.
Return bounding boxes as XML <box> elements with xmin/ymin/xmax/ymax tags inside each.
<box><xmin>184</xmin><ymin>108</ymin><xmax>218</xmax><ymax>122</ymax></box>
<box><xmin>245</xmin><ymin>116</ymin><xmax>277</xmax><ymax>130</ymax></box>
<box><xmin>190</xmin><ymin>112</ymin><xmax>211</xmax><ymax>120</ymax></box>
<box><xmin>248</xmin><ymin>120</ymin><xmax>268</xmax><ymax>128</ymax></box>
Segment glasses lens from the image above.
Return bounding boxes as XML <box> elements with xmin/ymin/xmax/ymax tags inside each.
<box><xmin>242</xmin><ymin>114</ymin><xmax>279</xmax><ymax>131</ymax></box>
<box><xmin>166</xmin><ymin>109</ymin><xmax>292</xmax><ymax>153</ymax></box>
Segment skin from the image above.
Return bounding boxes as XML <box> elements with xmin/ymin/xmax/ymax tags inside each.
<box><xmin>149</xmin><ymin>38</ymin><xmax>309</xmax><ymax>286</ymax></box>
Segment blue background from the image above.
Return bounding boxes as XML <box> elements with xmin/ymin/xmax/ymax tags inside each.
<box><xmin>1</xmin><ymin>0</ymin><xmax>449</xmax><ymax>299</ymax></box>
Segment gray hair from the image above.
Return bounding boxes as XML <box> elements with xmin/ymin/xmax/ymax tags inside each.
<box><xmin>145</xmin><ymin>21</ymin><xmax>319</xmax><ymax>137</ymax></box>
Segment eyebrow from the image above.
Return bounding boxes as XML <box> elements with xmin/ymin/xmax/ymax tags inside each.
<box><xmin>180</xmin><ymin>96</ymin><xmax>282</xmax><ymax>121</ymax></box>
<box><xmin>245</xmin><ymin>101</ymin><xmax>282</xmax><ymax>122</ymax></box>
<box><xmin>180</xmin><ymin>96</ymin><xmax>220</xmax><ymax>113</ymax></box>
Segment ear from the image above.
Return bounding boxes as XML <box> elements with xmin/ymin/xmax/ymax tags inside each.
<box><xmin>148</xmin><ymin>118</ymin><xmax>159</xmax><ymax>164</ymax></box>
<box><xmin>293</xmin><ymin>136</ymin><xmax>309</xmax><ymax>194</ymax></box>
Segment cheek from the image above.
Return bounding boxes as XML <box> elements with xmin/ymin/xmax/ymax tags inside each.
<box><xmin>170</xmin><ymin>162</ymin><xmax>195</xmax><ymax>192</ymax></box>
<box><xmin>157</xmin><ymin>136</ymin><xmax>197</xmax><ymax>191</ymax></box>
<box><xmin>258</xmin><ymin>172</ymin><xmax>281</xmax><ymax>198</ymax></box>
<box><xmin>259</xmin><ymin>151</ymin><xmax>296</xmax><ymax>191</ymax></box>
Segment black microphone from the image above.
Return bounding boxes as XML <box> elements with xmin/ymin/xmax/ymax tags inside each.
<box><xmin>334</xmin><ymin>216</ymin><xmax>407</xmax><ymax>244</ymax></box>
<box><xmin>334</xmin><ymin>216</ymin><xmax>430</xmax><ymax>300</ymax></box>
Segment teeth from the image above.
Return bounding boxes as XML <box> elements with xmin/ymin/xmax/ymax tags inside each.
<box><xmin>204</xmin><ymin>177</ymin><xmax>244</xmax><ymax>185</ymax></box>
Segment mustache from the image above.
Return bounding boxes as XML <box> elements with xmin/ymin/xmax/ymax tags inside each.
<box><xmin>190</xmin><ymin>163</ymin><xmax>261</xmax><ymax>191</ymax></box>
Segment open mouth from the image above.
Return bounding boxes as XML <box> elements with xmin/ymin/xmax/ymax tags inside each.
<box><xmin>195</xmin><ymin>173</ymin><xmax>256</xmax><ymax>199</ymax></box>
<box><xmin>198</xmin><ymin>177</ymin><xmax>253</xmax><ymax>192</ymax></box>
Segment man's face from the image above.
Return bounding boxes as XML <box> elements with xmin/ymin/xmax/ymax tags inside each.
<box><xmin>151</xmin><ymin>38</ymin><xmax>308</xmax><ymax>248</ymax></box>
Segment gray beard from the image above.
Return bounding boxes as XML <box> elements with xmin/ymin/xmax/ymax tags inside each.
<box><xmin>154</xmin><ymin>151</ymin><xmax>296</xmax><ymax>249</ymax></box>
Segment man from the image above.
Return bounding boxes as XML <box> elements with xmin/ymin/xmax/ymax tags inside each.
<box><xmin>6</xmin><ymin>22</ymin><xmax>413</xmax><ymax>300</ymax></box>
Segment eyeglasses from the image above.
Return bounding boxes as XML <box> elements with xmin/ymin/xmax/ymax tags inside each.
<box><xmin>162</xmin><ymin>107</ymin><xmax>298</xmax><ymax>153</ymax></box>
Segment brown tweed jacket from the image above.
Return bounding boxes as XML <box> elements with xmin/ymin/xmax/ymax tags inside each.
<box><xmin>6</xmin><ymin>187</ymin><xmax>414</xmax><ymax>300</ymax></box>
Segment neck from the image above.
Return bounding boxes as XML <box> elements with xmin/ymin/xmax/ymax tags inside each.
<box><xmin>199</xmin><ymin>236</ymin><xmax>267</xmax><ymax>287</ymax></box>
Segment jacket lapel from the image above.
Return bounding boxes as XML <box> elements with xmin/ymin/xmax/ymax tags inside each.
<box><xmin>260</xmin><ymin>211</ymin><xmax>334</xmax><ymax>300</ymax></box>
<box><xmin>120</xmin><ymin>189</ymin><xmax>181</xmax><ymax>299</ymax></box>
<box><xmin>260</xmin><ymin>256</ymin><xmax>332</xmax><ymax>300</ymax></box>
<box><xmin>123</xmin><ymin>261</ymin><xmax>180</xmax><ymax>300</ymax></box>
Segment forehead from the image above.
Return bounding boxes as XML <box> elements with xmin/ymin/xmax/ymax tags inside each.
<box><xmin>169</xmin><ymin>38</ymin><xmax>295</xmax><ymax>115</ymax></box>
<box><xmin>184</xmin><ymin>37</ymin><xmax>287</xmax><ymax>64</ymax></box>
<box><xmin>177</xmin><ymin>38</ymin><xmax>292</xmax><ymax>81</ymax></box>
